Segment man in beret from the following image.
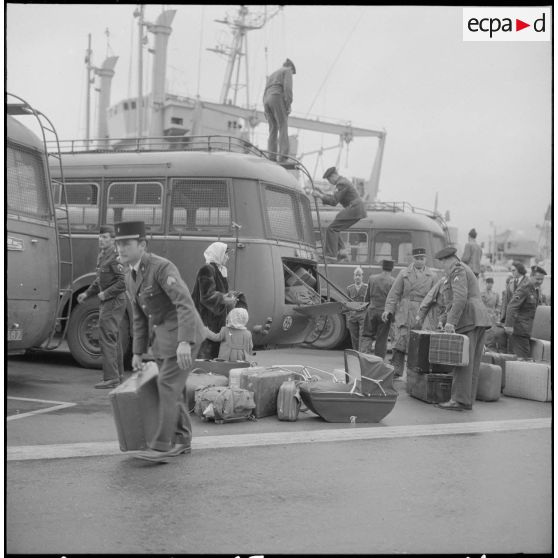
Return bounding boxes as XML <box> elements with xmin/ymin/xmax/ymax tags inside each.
<box><xmin>461</xmin><ymin>228</ymin><xmax>483</xmax><ymax>278</ymax></box>
<box><xmin>504</xmin><ymin>266</ymin><xmax>547</xmax><ymax>359</ymax></box>
<box><xmin>382</xmin><ymin>248</ymin><xmax>438</xmax><ymax>378</ymax></box>
<box><xmin>115</xmin><ymin>221</ymin><xmax>206</xmax><ymax>462</ymax></box>
<box><xmin>361</xmin><ymin>259</ymin><xmax>395</xmax><ymax>358</ymax></box>
<box><xmin>77</xmin><ymin>225</ymin><xmax>126</xmax><ymax>388</ymax></box>
<box><xmin>263</xmin><ymin>58</ymin><xmax>296</xmax><ymax>162</ymax></box>
<box><xmin>433</xmin><ymin>247</ymin><xmax>491</xmax><ymax>411</ymax></box>
<box><xmin>312</xmin><ymin>167</ymin><xmax>367</xmax><ymax>262</ymax></box>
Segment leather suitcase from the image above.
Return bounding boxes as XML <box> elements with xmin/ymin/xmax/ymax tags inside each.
<box><xmin>428</xmin><ymin>332</ymin><xmax>470</xmax><ymax>366</ymax></box>
<box><xmin>531</xmin><ymin>306</ymin><xmax>551</xmax><ymax>341</ymax></box>
<box><xmin>277</xmin><ymin>379</ymin><xmax>301</xmax><ymax>422</ymax></box>
<box><xmin>503</xmin><ymin>361</ymin><xmax>552</xmax><ymax>402</ymax></box>
<box><xmin>186</xmin><ymin>372</ymin><xmax>228</xmax><ymax>413</ymax></box>
<box><xmin>109</xmin><ymin>362</ymin><xmax>159</xmax><ymax>452</ymax></box>
<box><xmin>239</xmin><ymin>367</ymin><xmax>296</xmax><ymax>418</ymax></box>
<box><xmin>476</xmin><ymin>363</ymin><xmax>502</xmax><ymax>402</ymax></box>
<box><xmin>406</xmin><ymin>369</ymin><xmax>452</xmax><ymax>404</ymax></box>
<box><xmin>407</xmin><ymin>330</ymin><xmax>432</xmax><ymax>372</ymax></box>
<box><xmin>484</xmin><ymin>352</ymin><xmax>518</xmax><ymax>391</ymax></box>
<box><xmin>192</xmin><ymin>359</ymin><xmax>251</xmax><ymax>378</ymax></box>
<box><xmin>530</xmin><ymin>338</ymin><xmax>551</xmax><ymax>363</ymax></box>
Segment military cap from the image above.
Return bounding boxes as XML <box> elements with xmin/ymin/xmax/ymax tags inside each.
<box><xmin>99</xmin><ymin>224</ymin><xmax>115</xmax><ymax>236</ymax></box>
<box><xmin>381</xmin><ymin>259</ymin><xmax>395</xmax><ymax>271</ymax></box>
<box><xmin>114</xmin><ymin>220</ymin><xmax>146</xmax><ymax>240</ymax></box>
<box><xmin>323</xmin><ymin>166</ymin><xmax>337</xmax><ymax>180</ymax></box>
<box><xmin>468</xmin><ymin>228</ymin><xmax>477</xmax><ymax>238</ymax></box>
<box><xmin>434</xmin><ymin>246</ymin><xmax>457</xmax><ymax>260</ymax></box>
<box><xmin>284</xmin><ymin>58</ymin><xmax>296</xmax><ymax>74</ymax></box>
<box><xmin>412</xmin><ymin>248</ymin><xmax>427</xmax><ymax>257</ymax></box>
<box><xmin>531</xmin><ymin>265</ymin><xmax>547</xmax><ymax>276</ymax></box>
<box><xmin>485</xmin><ymin>277</ymin><xmax>494</xmax><ymax>283</ymax></box>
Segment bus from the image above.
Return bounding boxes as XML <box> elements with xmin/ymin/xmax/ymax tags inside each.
<box><xmin>309</xmin><ymin>202</ymin><xmax>451</xmax><ymax>349</ymax></box>
<box><xmin>49</xmin><ymin>137</ymin><xmax>339</xmax><ymax>369</ymax></box>
<box><xmin>7</xmin><ymin>95</ymin><xmax>72</xmax><ymax>354</ymax></box>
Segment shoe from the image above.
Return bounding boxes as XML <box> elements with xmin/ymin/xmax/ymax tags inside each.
<box><xmin>166</xmin><ymin>443</ymin><xmax>192</xmax><ymax>457</ymax></box>
<box><xmin>324</xmin><ymin>256</ymin><xmax>337</xmax><ymax>263</ymax></box>
<box><xmin>134</xmin><ymin>449</ymin><xmax>175</xmax><ymax>463</ymax></box>
<box><xmin>435</xmin><ymin>400</ymin><xmax>471</xmax><ymax>411</ymax></box>
<box><xmin>94</xmin><ymin>379</ymin><xmax>120</xmax><ymax>389</ymax></box>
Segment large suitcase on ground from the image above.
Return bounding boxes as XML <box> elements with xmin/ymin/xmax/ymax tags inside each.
<box><xmin>530</xmin><ymin>338</ymin><xmax>551</xmax><ymax>363</ymax></box>
<box><xmin>428</xmin><ymin>332</ymin><xmax>470</xmax><ymax>366</ymax></box>
<box><xmin>239</xmin><ymin>367</ymin><xmax>297</xmax><ymax>418</ymax></box>
<box><xmin>185</xmin><ymin>372</ymin><xmax>228</xmax><ymax>413</ymax></box>
<box><xmin>407</xmin><ymin>330</ymin><xmax>432</xmax><ymax>372</ymax></box>
<box><xmin>406</xmin><ymin>369</ymin><xmax>452</xmax><ymax>404</ymax></box>
<box><xmin>476</xmin><ymin>363</ymin><xmax>502</xmax><ymax>402</ymax></box>
<box><xmin>531</xmin><ymin>306</ymin><xmax>551</xmax><ymax>341</ymax></box>
<box><xmin>277</xmin><ymin>379</ymin><xmax>302</xmax><ymax>422</ymax></box>
<box><xmin>503</xmin><ymin>361</ymin><xmax>552</xmax><ymax>402</ymax></box>
<box><xmin>191</xmin><ymin>359</ymin><xmax>251</xmax><ymax>378</ymax></box>
<box><xmin>483</xmin><ymin>352</ymin><xmax>518</xmax><ymax>391</ymax></box>
<box><xmin>109</xmin><ymin>362</ymin><xmax>159</xmax><ymax>452</ymax></box>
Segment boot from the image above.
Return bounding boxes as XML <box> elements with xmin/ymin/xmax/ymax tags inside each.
<box><xmin>391</xmin><ymin>349</ymin><xmax>406</xmax><ymax>378</ymax></box>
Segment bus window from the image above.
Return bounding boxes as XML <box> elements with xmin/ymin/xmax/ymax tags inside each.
<box><xmin>54</xmin><ymin>182</ymin><xmax>99</xmax><ymax>231</ymax></box>
<box><xmin>107</xmin><ymin>181</ymin><xmax>163</xmax><ymax>231</ymax></box>
<box><xmin>263</xmin><ymin>184</ymin><xmax>301</xmax><ymax>242</ymax></box>
<box><xmin>340</xmin><ymin>231</ymin><xmax>368</xmax><ymax>263</ymax></box>
<box><xmin>170</xmin><ymin>179</ymin><xmax>231</xmax><ymax>233</ymax></box>
<box><xmin>297</xmin><ymin>193</ymin><xmax>316</xmax><ymax>246</ymax></box>
<box><xmin>7</xmin><ymin>145</ymin><xmax>51</xmax><ymax>220</ymax></box>
<box><xmin>373</xmin><ymin>231</ymin><xmax>413</xmax><ymax>264</ymax></box>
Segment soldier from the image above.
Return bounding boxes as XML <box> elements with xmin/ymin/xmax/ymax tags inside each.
<box><xmin>382</xmin><ymin>248</ymin><xmax>438</xmax><ymax>378</ymax></box>
<box><xmin>115</xmin><ymin>221</ymin><xmax>206</xmax><ymax>463</ymax></box>
<box><xmin>480</xmin><ymin>277</ymin><xmax>500</xmax><ymax>326</ymax></box>
<box><xmin>360</xmin><ymin>259</ymin><xmax>395</xmax><ymax>358</ymax></box>
<box><xmin>501</xmin><ymin>262</ymin><xmax>528</xmax><ymax>323</ymax></box>
<box><xmin>416</xmin><ymin>276</ymin><xmax>449</xmax><ymax>331</ymax></box>
<box><xmin>433</xmin><ymin>247</ymin><xmax>491</xmax><ymax>411</ymax></box>
<box><xmin>312</xmin><ymin>167</ymin><xmax>367</xmax><ymax>263</ymax></box>
<box><xmin>345</xmin><ymin>266</ymin><xmax>368</xmax><ymax>351</ymax></box>
<box><xmin>504</xmin><ymin>265</ymin><xmax>547</xmax><ymax>359</ymax></box>
<box><xmin>77</xmin><ymin>225</ymin><xmax>126</xmax><ymax>389</ymax></box>
<box><xmin>263</xmin><ymin>58</ymin><xmax>296</xmax><ymax>162</ymax></box>
<box><xmin>461</xmin><ymin>228</ymin><xmax>483</xmax><ymax>277</ymax></box>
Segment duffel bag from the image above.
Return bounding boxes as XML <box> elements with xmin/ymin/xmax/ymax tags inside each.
<box><xmin>212</xmin><ymin>387</ymin><xmax>256</xmax><ymax>423</ymax></box>
<box><xmin>194</xmin><ymin>385</ymin><xmax>228</xmax><ymax>419</ymax></box>
<box><xmin>277</xmin><ymin>379</ymin><xmax>301</xmax><ymax>422</ymax></box>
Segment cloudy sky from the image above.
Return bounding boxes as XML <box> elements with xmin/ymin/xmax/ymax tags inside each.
<box><xmin>7</xmin><ymin>4</ymin><xmax>551</xmax><ymax>245</ymax></box>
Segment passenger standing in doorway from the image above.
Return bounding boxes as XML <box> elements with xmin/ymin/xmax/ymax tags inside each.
<box><xmin>77</xmin><ymin>225</ymin><xmax>126</xmax><ymax>389</ymax></box>
<box><xmin>263</xmin><ymin>58</ymin><xmax>296</xmax><ymax>162</ymax></box>
<box><xmin>345</xmin><ymin>266</ymin><xmax>368</xmax><ymax>351</ymax></box>
<box><xmin>312</xmin><ymin>167</ymin><xmax>367</xmax><ymax>263</ymax></box>
<box><xmin>360</xmin><ymin>259</ymin><xmax>395</xmax><ymax>358</ymax></box>
<box><xmin>461</xmin><ymin>228</ymin><xmax>483</xmax><ymax>277</ymax></box>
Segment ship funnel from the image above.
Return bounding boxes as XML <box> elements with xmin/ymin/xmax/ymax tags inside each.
<box><xmin>95</xmin><ymin>56</ymin><xmax>119</xmax><ymax>148</ymax></box>
<box><xmin>148</xmin><ymin>9</ymin><xmax>176</xmax><ymax>138</ymax></box>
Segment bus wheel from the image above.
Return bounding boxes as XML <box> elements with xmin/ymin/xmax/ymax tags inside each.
<box><xmin>308</xmin><ymin>313</ymin><xmax>349</xmax><ymax>350</ymax></box>
<box><xmin>67</xmin><ymin>297</ymin><xmax>102</xmax><ymax>369</ymax></box>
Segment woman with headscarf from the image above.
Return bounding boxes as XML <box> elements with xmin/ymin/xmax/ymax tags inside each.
<box><xmin>192</xmin><ymin>242</ymin><xmax>247</xmax><ymax>359</ymax></box>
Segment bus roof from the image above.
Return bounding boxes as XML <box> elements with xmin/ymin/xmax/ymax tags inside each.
<box><xmin>51</xmin><ymin>150</ymin><xmax>300</xmax><ymax>189</ymax></box>
<box><xmin>7</xmin><ymin>116</ymin><xmax>44</xmax><ymax>153</ymax></box>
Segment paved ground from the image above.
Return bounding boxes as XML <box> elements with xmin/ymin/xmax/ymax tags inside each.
<box><xmin>6</xmin><ymin>346</ymin><xmax>553</xmax><ymax>554</ymax></box>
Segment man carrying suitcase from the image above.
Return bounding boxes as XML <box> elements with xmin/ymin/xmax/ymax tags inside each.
<box><xmin>115</xmin><ymin>221</ymin><xmax>206</xmax><ymax>462</ymax></box>
<box><xmin>433</xmin><ymin>247</ymin><xmax>491</xmax><ymax>411</ymax></box>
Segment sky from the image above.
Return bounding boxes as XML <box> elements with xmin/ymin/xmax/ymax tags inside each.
<box><xmin>6</xmin><ymin>4</ymin><xmax>552</xmax><ymax>246</ymax></box>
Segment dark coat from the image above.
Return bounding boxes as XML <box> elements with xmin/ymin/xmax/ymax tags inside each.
<box><xmin>84</xmin><ymin>247</ymin><xmax>126</xmax><ymax>301</ymax></box>
<box><xmin>321</xmin><ymin>176</ymin><xmax>367</xmax><ymax>220</ymax></box>
<box><xmin>505</xmin><ymin>281</ymin><xmax>543</xmax><ymax>337</ymax></box>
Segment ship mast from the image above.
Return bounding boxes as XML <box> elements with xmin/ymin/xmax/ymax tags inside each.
<box><xmin>84</xmin><ymin>33</ymin><xmax>93</xmax><ymax>148</ymax></box>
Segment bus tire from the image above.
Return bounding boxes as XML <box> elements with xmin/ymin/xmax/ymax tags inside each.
<box><xmin>308</xmin><ymin>313</ymin><xmax>349</xmax><ymax>350</ymax></box>
<box><xmin>67</xmin><ymin>297</ymin><xmax>133</xmax><ymax>370</ymax></box>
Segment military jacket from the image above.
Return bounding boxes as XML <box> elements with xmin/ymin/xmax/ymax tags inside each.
<box><xmin>365</xmin><ymin>273</ymin><xmax>395</xmax><ymax>311</ymax></box>
<box><xmin>321</xmin><ymin>177</ymin><xmax>367</xmax><ymax>219</ymax></box>
<box><xmin>84</xmin><ymin>247</ymin><xmax>126</xmax><ymax>301</ymax></box>
<box><xmin>505</xmin><ymin>281</ymin><xmax>543</xmax><ymax>337</ymax></box>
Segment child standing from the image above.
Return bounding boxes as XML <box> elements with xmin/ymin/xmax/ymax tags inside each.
<box><xmin>204</xmin><ymin>308</ymin><xmax>253</xmax><ymax>362</ymax></box>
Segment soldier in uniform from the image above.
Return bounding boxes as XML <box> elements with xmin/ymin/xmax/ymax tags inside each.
<box><xmin>382</xmin><ymin>248</ymin><xmax>438</xmax><ymax>378</ymax></box>
<box><xmin>345</xmin><ymin>266</ymin><xmax>368</xmax><ymax>351</ymax></box>
<box><xmin>461</xmin><ymin>228</ymin><xmax>483</xmax><ymax>278</ymax></box>
<box><xmin>416</xmin><ymin>276</ymin><xmax>449</xmax><ymax>331</ymax></box>
<box><xmin>312</xmin><ymin>167</ymin><xmax>367</xmax><ymax>263</ymax></box>
<box><xmin>480</xmin><ymin>277</ymin><xmax>500</xmax><ymax>326</ymax></box>
<box><xmin>433</xmin><ymin>247</ymin><xmax>491</xmax><ymax>411</ymax></box>
<box><xmin>501</xmin><ymin>262</ymin><xmax>528</xmax><ymax>323</ymax></box>
<box><xmin>115</xmin><ymin>221</ymin><xmax>206</xmax><ymax>463</ymax></box>
<box><xmin>360</xmin><ymin>259</ymin><xmax>395</xmax><ymax>358</ymax></box>
<box><xmin>504</xmin><ymin>265</ymin><xmax>547</xmax><ymax>359</ymax></box>
<box><xmin>77</xmin><ymin>225</ymin><xmax>126</xmax><ymax>389</ymax></box>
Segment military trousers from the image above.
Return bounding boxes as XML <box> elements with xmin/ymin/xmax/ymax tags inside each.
<box><xmin>99</xmin><ymin>294</ymin><xmax>126</xmax><ymax>381</ymax></box>
<box><xmin>361</xmin><ymin>308</ymin><xmax>391</xmax><ymax>358</ymax></box>
<box><xmin>150</xmin><ymin>343</ymin><xmax>201</xmax><ymax>452</ymax></box>
<box><xmin>347</xmin><ymin>314</ymin><xmax>365</xmax><ymax>352</ymax></box>
<box><xmin>450</xmin><ymin>327</ymin><xmax>486</xmax><ymax>408</ymax></box>
<box><xmin>510</xmin><ymin>334</ymin><xmax>531</xmax><ymax>359</ymax></box>
<box><xmin>264</xmin><ymin>93</ymin><xmax>289</xmax><ymax>160</ymax></box>
<box><xmin>324</xmin><ymin>215</ymin><xmax>362</xmax><ymax>258</ymax></box>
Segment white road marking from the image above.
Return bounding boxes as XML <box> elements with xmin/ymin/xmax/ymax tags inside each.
<box><xmin>7</xmin><ymin>397</ymin><xmax>76</xmax><ymax>422</ymax></box>
<box><xmin>6</xmin><ymin>418</ymin><xmax>550</xmax><ymax>461</ymax></box>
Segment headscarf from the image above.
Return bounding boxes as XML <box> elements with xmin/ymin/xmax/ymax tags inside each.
<box><xmin>226</xmin><ymin>308</ymin><xmax>249</xmax><ymax>330</ymax></box>
<box><xmin>204</xmin><ymin>242</ymin><xmax>228</xmax><ymax>278</ymax></box>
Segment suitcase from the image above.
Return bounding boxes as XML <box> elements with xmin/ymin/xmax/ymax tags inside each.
<box><xmin>530</xmin><ymin>338</ymin><xmax>551</xmax><ymax>363</ymax></box>
<box><xmin>476</xmin><ymin>363</ymin><xmax>502</xmax><ymax>402</ymax></box>
<box><xmin>406</xmin><ymin>369</ymin><xmax>452</xmax><ymax>404</ymax></box>
<box><xmin>531</xmin><ymin>306</ymin><xmax>551</xmax><ymax>341</ymax></box>
<box><xmin>503</xmin><ymin>361</ymin><xmax>552</xmax><ymax>402</ymax></box>
<box><xmin>484</xmin><ymin>352</ymin><xmax>518</xmax><ymax>391</ymax></box>
<box><xmin>185</xmin><ymin>372</ymin><xmax>228</xmax><ymax>413</ymax></box>
<box><xmin>191</xmin><ymin>359</ymin><xmax>251</xmax><ymax>378</ymax></box>
<box><xmin>277</xmin><ymin>379</ymin><xmax>301</xmax><ymax>422</ymax></box>
<box><xmin>239</xmin><ymin>367</ymin><xmax>297</xmax><ymax>418</ymax></box>
<box><xmin>428</xmin><ymin>332</ymin><xmax>470</xmax><ymax>366</ymax></box>
<box><xmin>194</xmin><ymin>385</ymin><xmax>256</xmax><ymax>423</ymax></box>
<box><xmin>407</xmin><ymin>330</ymin><xmax>432</xmax><ymax>372</ymax></box>
<box><xmin>109</xmin><ymin>362</ymin><xmax>160</xmax><ymax>452</ymax></box>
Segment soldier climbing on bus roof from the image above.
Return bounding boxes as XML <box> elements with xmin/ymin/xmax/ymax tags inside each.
<box><xmin>312</xmin><ymin>166</ymin><xmax>367</xmax><ymax>263</ymax></box>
